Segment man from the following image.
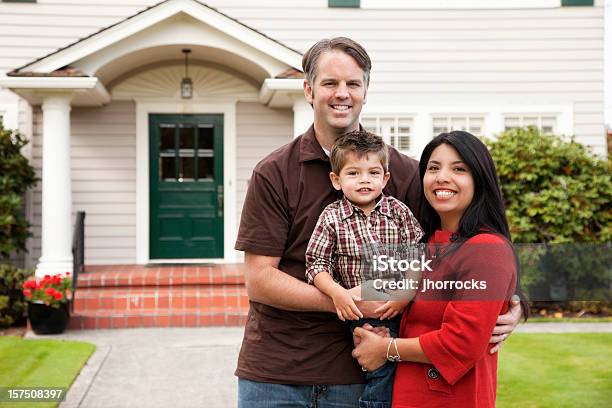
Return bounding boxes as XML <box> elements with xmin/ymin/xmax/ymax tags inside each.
<box><xmin>235</xmin><ymin>37</ymin><xmax>522</xmax><ymax>407</ymax></box>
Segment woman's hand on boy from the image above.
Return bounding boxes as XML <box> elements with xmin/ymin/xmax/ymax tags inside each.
<box><xmin>375</xmin><ymin>300</ymin><xmax>409</xmax><ymax>320</ymax></box>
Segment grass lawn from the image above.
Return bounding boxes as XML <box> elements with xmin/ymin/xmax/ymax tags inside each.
<box><xmin>498</xmin><ymin>333</ymin><xmax>612</xmax><ymax>408</ymax></box>
<box><xmin>0</xmin><ymin>336</ymin><xmax>95</xmax><ymax>408</ymax></box>
<box><xmin>527</xmin><ymin>317</ymin><xmax>612</xmax><ymax>323</ymax></box>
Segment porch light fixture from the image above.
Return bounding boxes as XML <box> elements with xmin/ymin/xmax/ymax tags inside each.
<box><xmin>181</xmin><ymin>49</ymin><xmax>193</xmax><ymax>99</ymax></box>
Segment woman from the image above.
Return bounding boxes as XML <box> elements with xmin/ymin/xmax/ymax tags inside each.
<box><xmin>353</xmin><ymin>131</ymin><xmax>521</xmax><ymax>407</ymax></box>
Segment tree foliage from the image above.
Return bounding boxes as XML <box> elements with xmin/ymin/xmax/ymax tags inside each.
<box><xmin>0</xmin><ymin>122</ymin><xmax>38</xmax><ymax>257</ymax></box>
<box><xmin>487</xmin><ymin>128</ymin><xmax>611</xmax><ymax>313</ymax></box>
<box><xmin>0</xmin><ymin>123</ymin><xmax>37</xmax><ymax>326</ymax></box>
<box><xmin>487</xmin><ymin>127</ymin><xmax>611</xmax><ymax>244</ymax></box>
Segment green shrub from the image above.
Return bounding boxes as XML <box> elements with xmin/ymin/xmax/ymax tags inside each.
<box><xmin>487</xmin><ymin>127</ymin><xmax>611</xmax><ymax>244</ymax></box>
<box><xmin>487</xmin><ymin>128</ymin><xmax>612</xmax><ymax>313</ymax></box>
<box><xmin>0</xmin><ymin>123</ymin><xmax>38</xmax><ymax>326</ymax></box>
<box><xmin>0</xmin><ymin>264</ymin><xmax>31</xmax><ymax>326</ymax></box>
<box><xmin>0</xmin><ymin>122</ymin><xmax>38</xmax><ymax>256</ymax></box>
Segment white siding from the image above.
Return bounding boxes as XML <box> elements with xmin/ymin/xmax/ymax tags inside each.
<box><xmin>29</xmin><ymin>101</ymin><xmax>137</xmax><ymax>266</ymax></box>
<box><xmin>235</xmin><ymin>102</ymin><xmax>292</xmax><ymax>224</ymax></box>
<box><xmin>0</xmin><ymin>0</ymin><xmax>605</xmax><ymax>153</ymax></box>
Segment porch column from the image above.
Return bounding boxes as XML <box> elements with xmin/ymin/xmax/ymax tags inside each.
<box><xmin>292</xmin><ymin>97</ymin><xmax>313</xmax><ymax>138</ymax></box>
<box><xmin>35</xmin><ymin>93</ymin><xmax>74</xmax><ymax>277</ymax></box>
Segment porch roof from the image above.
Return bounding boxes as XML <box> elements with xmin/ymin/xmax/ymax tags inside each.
<box><xmin>0</xmin><ymin>0</ymin><xmax>304</xmax><ymax>106</ymax></box>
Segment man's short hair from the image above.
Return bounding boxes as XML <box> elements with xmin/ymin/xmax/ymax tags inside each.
<box><xmin>331</xmin><ymin>130</ymin><xmax>389</xmax><ymax>174</ymax></box>
<box><xmin>302</xmin><ymin>37</ymin><xmax>372</xmax><ymax>86</ymax></box>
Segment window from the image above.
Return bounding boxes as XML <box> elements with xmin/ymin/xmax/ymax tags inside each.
<box><xmin>561</xmin><ymin>0</ymin><xmax>593</xmax><ymax>6</ymax></box>
<box><xmin>361</xmin><ymin>1</ymin><xmax>565</xmax><ymax>10</ymax></box>
<box><xmin>504</xmin><ymin>115</ymin><xmax>557</xmax><ymax>135</ymax></box>
<box><xmin>329</xmin><ymin>0</ymin><xmax>360</xmax><ymax>7</ymax></box>
<box><xmin>362</xmin><ymin>116</ymin><xmax>413</xmax><ymax>154</ymax></box>
<box><xmin>431</xmin><ymin>115</ymin><xmax>485</xmax><ymax>137</ymax></box>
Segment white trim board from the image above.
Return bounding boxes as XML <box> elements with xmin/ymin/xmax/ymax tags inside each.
<box><xmin>361</xmin><ymin>0</ymin><xmax>562</xmax><ymax>9</ymax></box>
<box><xmin>135</xmin><ymin>98</ymin><xmax>238</xmax><ymax>264</ymax></box>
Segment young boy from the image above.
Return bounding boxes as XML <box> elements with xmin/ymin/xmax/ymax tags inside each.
<box><xmin>305</xmin><ymin>130</ymin><xmax>423</xmax><ymax>408</ymax></box>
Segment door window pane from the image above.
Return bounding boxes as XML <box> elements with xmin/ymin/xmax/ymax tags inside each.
<box><xmin>180</xmin><ymin>126</ymin><xmax>194</xmax><ymax>149</ymax></box>
<box><xmin>160</xmin><ymin>126</ymin><xmax>175</xmax><ymax>150</ymax></box>
<box><xmin>160</xmin><ymin>156</ymin><xmax>176</xmax><ymax>181</ymax></box>
<box><xmin>180</xmin><ymin>157</ymin><xmax>195</xmax><ymax>181</ymax></box>
<box><xmin>198</xmin><ymin>157</ymin><xmax>214</xmax><ymax>179</ymax></box>
<box><xmin>198</xmin><ymin>126</ymin><xmax>214</xmax><ymax>150</ymax></box>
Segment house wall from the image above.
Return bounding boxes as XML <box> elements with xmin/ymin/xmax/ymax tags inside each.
<box><xmin>27</xmin><ymin>100</ymin><xmax>291</xmax><ymax>266</ymax></box>
<box><xmin>29</xmin><ymin>101</ymin><xmax>137</xmax><ymax>267</ymax></box>
<box><xmin>235</xmin><ymin>102</ymin><xmax>293</xmax><ymax>225</ymax></box>
<box><xmin>0</xmin><ymin>0</ymin><xmax>605</xmax><ymax>153</ymax></box>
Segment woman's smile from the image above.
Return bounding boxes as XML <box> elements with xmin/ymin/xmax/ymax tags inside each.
<box><xmin>423</xmin><ymin>143</ymin><xmax>475</xmax><ymax>232</ymax></box>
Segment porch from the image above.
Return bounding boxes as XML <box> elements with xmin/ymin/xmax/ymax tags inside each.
<box><xmin>68</xmin><ymin>264</ymin><xmax>249</xmax><ymax>329</ymax></box>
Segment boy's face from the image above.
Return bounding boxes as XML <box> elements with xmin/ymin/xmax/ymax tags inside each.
<box><xmin>303</xmin><ymin>50</ymin><xmax>367</xmax><ymax>136</ymax></box>
<box><xmin>330</xmin><ymin>152</ymin><xmax>390</xmax><ymax>211</ymax></box>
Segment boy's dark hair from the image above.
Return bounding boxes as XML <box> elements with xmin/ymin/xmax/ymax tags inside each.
<box><xmin>330</xmin><ymin>130</ymin><xmax>389</xmax><ymax>174</ymax></box>
<box><xmin>302</xmin><ymin>37</ymin><xmax>372</xmax><ymax>86</ymax></box>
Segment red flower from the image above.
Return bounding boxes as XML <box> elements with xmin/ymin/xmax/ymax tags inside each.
<box><xmin>23</xmin><ymin>289</ymin><xmax>32</xmax><ymax>298</ymax></box>
<box><xmin>45</xmin><ymin>287</ymin><xmax>55</xmax><ymax>296</ymax></box>
<box><xmin>53</xmin><ymin>292</ymin><xmax>63</xmax><ymax>300</ymax></box>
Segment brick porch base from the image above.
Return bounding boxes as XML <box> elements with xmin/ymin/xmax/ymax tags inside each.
<box><xmin>69</xmin><ymin>264</ymin><xmax>248</xmax><ymax>329</ymax></box>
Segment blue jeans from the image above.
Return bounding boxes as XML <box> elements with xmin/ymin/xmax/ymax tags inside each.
<box><xmin>238</xmin><ymin>378</ymin><xmax>365</xmax><ymax>408</ymax></box>
<box><xmin>348</xmin><ymin>317</ymin><xmax>401</xmax><ymax>408</ymax></box>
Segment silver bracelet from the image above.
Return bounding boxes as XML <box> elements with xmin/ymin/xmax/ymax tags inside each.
<box><xmin>386</xmin><ymin>338</ymin><xmax>401</xmax><ymax>362</ymax></box>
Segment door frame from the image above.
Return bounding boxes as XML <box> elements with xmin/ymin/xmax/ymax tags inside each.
<box><xmin>135</xmin><ymin>99</ymin><xmax>238</xmax><ymax>263</ymax></box>
<box><xmin>148</xmin><ymin>113</ymin><xmax>224</xmax><ymax>260</ymax></box>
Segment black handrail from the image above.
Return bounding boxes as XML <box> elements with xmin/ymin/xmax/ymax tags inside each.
<box><xmin>71</xmin><ymin>211</ymin><xmax>86</xmax><ymax>312</ymax></box>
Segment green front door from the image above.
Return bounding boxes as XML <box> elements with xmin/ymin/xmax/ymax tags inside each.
<box><xmin>149</xmin><ymin>114</ymin><xmax>224</xmax><ymax>259</ymax></box>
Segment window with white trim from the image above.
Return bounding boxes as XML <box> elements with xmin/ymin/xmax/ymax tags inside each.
<box><xmin>361</xmin><ymin>116</ymin><xmax>414</xmax><ymax>155</ymax></box>
<box><xmin>504</xmin><ymin>115</ymin><xmax>557</xmax><ymax>135</ymax></box>
<box><xmin>432</xmin><ymin>115</ymin><xmax>485</xmax><ymax>137</ymax></box>
<box><xmin>360</xmin><ymin>1</ymin><xmax>568</xmax><ymax>9</ymax></box>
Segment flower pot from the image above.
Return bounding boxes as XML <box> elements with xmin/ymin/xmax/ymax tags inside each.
<box><xmin>27</xmin><ymin>301</ymin><xmax>70</xmax><ymax>335</ymax></box>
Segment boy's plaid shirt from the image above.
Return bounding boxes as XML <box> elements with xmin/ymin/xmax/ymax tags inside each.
<box><xmin>305</xmin><ymin>195</ymin><xmax>424</xmax><ymax>289</ymax></box>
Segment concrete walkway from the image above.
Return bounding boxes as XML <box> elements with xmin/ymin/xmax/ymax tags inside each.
<box><xmin>25</xmin><ymin>322</ymin><xmax>612</xmax><ymax>408</ymax></box>
<box><xmin>27</xmin><ymin>328</ymin><xmax>243</xmax><ymax>408</ymax></box>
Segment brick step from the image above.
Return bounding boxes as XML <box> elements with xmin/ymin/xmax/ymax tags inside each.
<box><xmin>68</xmin><ymin>308</ymin><xmax>248</xmax><ymax>330</ymax></box>
<box><xmin>77</xmin><ymin>264</ymin><xmax>244</xmax><ymax>289</ymax></box>
<box><xmin>67</xmin><ymin>264</ymin><xmax>249</xmax><ymax>329</ymax></box>
<box><xmin>73</xmin><ymin>287</ymin><xmax>249</xmax><ymax>312</ymax></box>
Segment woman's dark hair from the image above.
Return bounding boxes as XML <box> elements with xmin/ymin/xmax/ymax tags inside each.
<box><xmin>419</xmin><ymin>131</ymin><xmax>529</xmax><ymax>319</ymax></box>
<box><xmin>419</xmin><ymin>131</ymin><xmax>510</xmax><ymax>242</ymax></box>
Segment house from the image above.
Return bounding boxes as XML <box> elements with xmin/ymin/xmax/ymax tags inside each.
<box><xmin>0</xmin><ymin>0</ymin><xmax>607</xmax><ymax>327</ymax></box>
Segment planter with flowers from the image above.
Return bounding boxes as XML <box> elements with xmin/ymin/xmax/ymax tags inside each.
<box><xmin>22</xmin><ymin>273</ymin><xmax>72</xmax><ymax>334</ymax></box>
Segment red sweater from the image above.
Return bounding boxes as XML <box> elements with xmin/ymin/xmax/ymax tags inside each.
<box><xmin>393</xmin><ymin>231</ymin><xmax>517</xmax><ymax>408</ymax></box>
